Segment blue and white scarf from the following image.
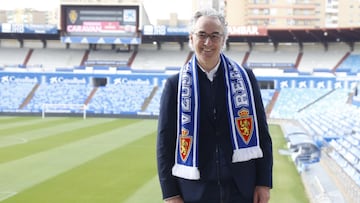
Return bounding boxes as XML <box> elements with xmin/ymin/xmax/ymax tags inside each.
<box><xmin>172</xmin><ymin>53</ymin><xmax>263</xmax><ymax>180</ymax></box>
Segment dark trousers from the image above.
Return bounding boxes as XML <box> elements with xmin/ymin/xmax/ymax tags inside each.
<box><xmin>183</xmin><ymin>179</ymin><xmax>252</xmax><ymax>203</ymax></box>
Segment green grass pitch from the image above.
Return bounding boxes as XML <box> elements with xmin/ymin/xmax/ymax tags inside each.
<box><xmin>0</xmin><ymin>116</ymin><xmax>309</xmax><ymax>203</ymax></box>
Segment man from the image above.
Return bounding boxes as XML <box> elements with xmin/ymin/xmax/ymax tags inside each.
<box><xmin>157</xmin><ymin>8</ymin><xmax>273</xmax><ymax>203</ymax></box>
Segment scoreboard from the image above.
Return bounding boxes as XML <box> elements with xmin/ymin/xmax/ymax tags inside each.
<box><xmin>61</xmin><ymin>5</ymin><xmax>138</xmax><ymax>37</ymax></box>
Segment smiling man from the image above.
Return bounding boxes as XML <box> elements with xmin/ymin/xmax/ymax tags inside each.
<box><xmin>157</xmin><ymin>8</ymin><xmax>273</xmax><ymax>203</ymax></box>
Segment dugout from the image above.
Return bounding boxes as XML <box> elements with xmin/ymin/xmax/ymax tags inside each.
<box><xmin>287</xmin><ymin>134</ymin><xmax>321</xmax><ymax>172</ymax></box>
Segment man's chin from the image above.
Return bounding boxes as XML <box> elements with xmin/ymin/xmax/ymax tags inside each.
<box><xmin>200</xmin><ymin>51</ymin><xmax>216</xmax><ymax>58</ymax></box>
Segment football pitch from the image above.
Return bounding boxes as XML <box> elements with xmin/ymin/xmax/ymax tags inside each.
<box><xmin>0</xmin><ymin>116</ymin><xmax>309</xmax><ymax>203</ymax></box>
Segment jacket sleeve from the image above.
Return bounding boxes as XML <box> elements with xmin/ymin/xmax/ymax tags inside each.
<box><xmin>246</xmin><ymin>68</ymin><xmax>273</xmax><ymax>188</ymax></box>
<box><xmin>156</xmin><ymin>74</ymin><xmax>181</xmax><ymax>199</ymax></box>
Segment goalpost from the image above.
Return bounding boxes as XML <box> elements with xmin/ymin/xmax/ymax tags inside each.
<box><xmin>42</xmin><ymin>104</ymin><xmax>87</xmax><ymax>119</ymax></box>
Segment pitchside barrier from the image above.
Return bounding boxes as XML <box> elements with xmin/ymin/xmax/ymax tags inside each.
<box><xmin>0</xmin><ymin>69</ymin><xmax>358</xmax><ymax>115</ymax></box>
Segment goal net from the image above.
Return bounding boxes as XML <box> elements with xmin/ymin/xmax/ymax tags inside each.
<box><xmin>42</xmin><ymin>103</ymin><xmax>87</xmax><ymax>119</ymax></box>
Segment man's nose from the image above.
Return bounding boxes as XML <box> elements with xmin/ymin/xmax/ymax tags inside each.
<box><xmin>204</xmin><ymin>36</ymin><xmax>211</xmax><ymax>45</ymax></box>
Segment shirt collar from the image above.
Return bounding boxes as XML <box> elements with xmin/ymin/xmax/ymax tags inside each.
<box><xmin>198</xmin><ymin>60</ymin><xmax>220</xmax><ymax>82</ymax></box>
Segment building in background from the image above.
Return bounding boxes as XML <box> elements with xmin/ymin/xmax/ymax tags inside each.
<box><xmin>1</xmin><ymin>0</ymin><xmax>360</xmax><ymax>29</ymax></box>
<box><xmin>0</xmin><ymin>8</ymin><xmax>58</xmax><ymax>26</ymax></box>
<box><xmin>225</xmin><ymin>0</ymin><xmax>360</xmax><ymax>29</ymax></box>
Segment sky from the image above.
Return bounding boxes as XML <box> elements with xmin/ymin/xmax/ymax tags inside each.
<box><xmin>2</xmin><ymin>0</ymin><xmax>60</xmax><ymax>11</ymax></box>
<box><xmin>143</xmin><ymin>0</ymin><xmax>192</xmax><ymax>23</ymax></box>
<box><xmin>2</xmin><ymin>0</ymin><xmax>193</xmax><ymax>25</ymax></box>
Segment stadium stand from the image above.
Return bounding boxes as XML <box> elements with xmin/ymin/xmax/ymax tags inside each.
<box><xmin>131</xmin><ymin>42</ymin><xmax>189</xmax><ymax>70</ymax></box>
<box><xmin>24</xmin><ymin>83</ymin><xmax>93</xmax><ymax>113</ymax></box>
<box><xmin>223</xmin><ymin>42</ymin><xmax>248</xmax><ymax>65</ymax></box>
<box><xmin>1</xmin><ymin>33</ymin><xmax>360</xmax><ymax>203</ymax></box>
<box><xmin>0</xmin><ymin>79</ymin><xmax>36</xmax><ymax>111</ymax></box>
<box><xmin>298</xmin><ymin>43</ymin><xmax>350</xmax><ymax>72</ymax></box>
<box><xmin>337</xmin><ymin>54</ymin><xmax>360</xmax><ymax>74</ymax></box>
<box><xmin>0</xmin><ymin>47</ymin><xmax>29</xmax><ymax>68</ymax></box>
<box><xmin>87</xmin><ymin>49</ymin><xmax>131</xmax><ymax>67</ymax></box>
<box><xmin>28</xmin><ymin>48</ymin><xmax>85</xmax><ymax>71</ymax></box>
<box><xmin>87</xmin><ymin>82</ymin><xmax>155</xmax><ymax>114</ymax></box>
<box><xmin>23</xmin><ymin>40</ymin><xmax>43</xmax><ymax>49</ymax></box>
<box><xmin>260</xmin><ymin>89</ymin><xmax>275</xmax><ymax>109</ymax></box>
<box><xmin>145</xmin><ymin>85</ymin><xmax>163</xmax><ymax>115</ymax></box>
<box><xmin>246</xmin><ymin>42</ymin><xmax>298</xmax><ymax>69</ymax></box>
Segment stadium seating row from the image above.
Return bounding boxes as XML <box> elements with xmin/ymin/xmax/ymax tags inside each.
<box><xmin>1</xmin><ymin>42</ymin><xmax>360</xmax><ymax>74</ymax></box>
<box><xmin>269</xmin><ymin>87</ymin><xmax>360</xmax><ymax>190</ymax></box>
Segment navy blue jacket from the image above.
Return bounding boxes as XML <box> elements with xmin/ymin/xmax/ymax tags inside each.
<box><xmin>157</xmin><ymin>60</ymin><xmax>273</xmax><ymax>201</ymax></box>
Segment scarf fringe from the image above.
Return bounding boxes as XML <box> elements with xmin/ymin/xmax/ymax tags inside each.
<box><xmin>232</xmin><ymin>146</ymin><xmax>264</xmax><ymax>163</ymax></box>
<box><xmin>172</xmin><ymin>164</ymin><xmax>200</xmax><ymax>180</ymax></box>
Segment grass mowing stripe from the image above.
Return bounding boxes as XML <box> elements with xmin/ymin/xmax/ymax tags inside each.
<box><xmin>0</xmin><ymin>118</ymin><xmax>73</xmax><ymax>136</ymax></box>
<box><xmin>0</xmin><ymin>117</ymin><xmax>65</xmax><ymax>133</ymax></box>
<box><xmin>0</xmin><ymin>116</ymin><xmax>36</xmax><ymax>123</ymax></box>
<box><xmin>0</xmin><ymin>118</ymin><xmax>117</xmax><ymax>148</ymax></box>
<box><xmin>122</xmin><ymin>124</ymin><xmax>310</xmax><ymax>203</ymax></box>
<box><xmin>123</xmin><ymin>175</ymin><xmax>162</xmax><ymax>203</ymax></box>
<box><xmin>0</xmin><ymin>118</ymin><xmax>139</xmax><ymax>164</ymax></box>
<box><xmin>2</xmin><ymin>132</ymin><xmax>158</xmax><ymax>203</ymax></box>
<box><xmin>0</xmin><ymin>122</ymin><xmax>310</xmax><ymax>203</ymax></box>
<box><xmin>0</xmin><ymin>119</ymin><xmax>157</xmax><ymax>202</ymax></box>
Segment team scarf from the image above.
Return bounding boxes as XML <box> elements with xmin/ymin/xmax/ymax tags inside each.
<box><xmin>172</xmin><ymin>53</ymin><xmax>263</xmax><ymax>180</ymax></box>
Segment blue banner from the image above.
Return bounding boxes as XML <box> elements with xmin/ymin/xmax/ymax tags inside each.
<box><xmin>0</xmin><ymin>23</ymin><xmax>58</xmax><ymax>34</ymax></box>
<box><xmin>142</xmin><ymin>25</ymin><xmax>188</xmax><ymax>36</ymax></box>
<box><xmin>60</xmin><ymin>36</ymin><xmax>141</xmax><ymax>44</ymax></box>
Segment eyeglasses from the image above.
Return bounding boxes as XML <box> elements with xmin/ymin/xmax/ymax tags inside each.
<box><xmin>193</xmin><ymin>32</ymin><xmax>223</xmax><ymax>42</ymax></box>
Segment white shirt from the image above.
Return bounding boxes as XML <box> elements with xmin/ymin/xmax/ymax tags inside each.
<box><xmin>198</xmin><ymin>60</ymin><xmax>220</xmax><ymax>82</ymax></box>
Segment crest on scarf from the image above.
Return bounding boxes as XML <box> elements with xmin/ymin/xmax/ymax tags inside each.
<box><xmin>179</xmin><ymin>128</ymin><xmax>192</xmax><ymax>162</ymax></box>
<box><xmin>235</xmin><ymin>108</ymin><xmax>254</xmax><ymax>145</ymax></box>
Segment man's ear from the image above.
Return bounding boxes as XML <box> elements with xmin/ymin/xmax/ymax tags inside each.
<box><xmin>188</xmin><ymin>34</ymin><xmax>194</xmax><ymax>50</ymax></box>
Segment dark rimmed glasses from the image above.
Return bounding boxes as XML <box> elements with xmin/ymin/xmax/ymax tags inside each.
<box><xmin>193</xmin><ymin>31</ymin><xmax>223</xmax><ymax>42</ymax></box>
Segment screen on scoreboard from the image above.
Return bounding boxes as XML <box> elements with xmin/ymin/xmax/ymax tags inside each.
<box><xmin>61</xmin><ymin>5</ymin><xmax>139</xmax><ymax>37</ymax></box>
